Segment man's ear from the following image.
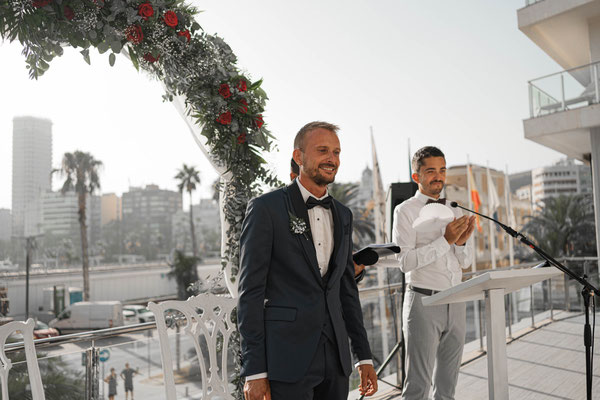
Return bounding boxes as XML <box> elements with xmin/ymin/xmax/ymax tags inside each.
<box><xmin>411</xmin><ymin>172</ymin><xmax>420</xmax><ymax>184</ymax></box>
<box><xmin>292</xmin><ymin>148</ymin><xmax>302</xmax><ymax>166</ymax></box>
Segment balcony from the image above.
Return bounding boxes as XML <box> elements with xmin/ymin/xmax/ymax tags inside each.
<box><xmin>529</xmin><ymin>61</ymin><xmax>600</xmax><ymax>118</ymax></box>
<box><xmin>523</xmin><ymin>62</ymin><xmax>600</xmax><ymax>161</ymax></box>
<box><xmin>3</xmin><ymin>257</ymin><xmax>599</xmax><ymax>399</ymax></box>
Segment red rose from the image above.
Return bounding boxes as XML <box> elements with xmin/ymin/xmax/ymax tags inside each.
<box><xmin>237</xmin><ymin>80</ymin><xmax>247</xmax><ymax>92</ymax></box>
<box><xmin>177</xmin><ymin>30</ymin><xmax>191</xmax><ymax>43</ymax></box>
<box><xmin>32</xmin><ymin>0</ymin><xmax>52</xmax><ymax>7</ymax></box>
<box><xmin>125</xmin><ymin>25</ymin><xmax>143</xmax><ymax>45</ymax></box>
<box><xmin>216</xmin><ymin>111</ymin><xmax>232</xmax><ymax>125</ymax></box>
<box><xmin>138</xmin><ymin>2</ymin><xmax>154</xmax><ymax>20</ymax></box>
<box><xmin>237</xmin><ymin>132</ymin><xmax>247</xmax><ymax>144</ymax></box>
<box><xmin>219</xmin><ymin>84</ymin><xmax>231</xmax><ymax>99</ymax></box>
<box><xmin>143</xmin><ymin>53</ymin><xmax>160</xmax><ymax>63</ymax></box>
<box><xmin>239</xmin><ymin>99</ymin><xmax>248</xmax><ymax>114</ymax></box>
<box><xmin>163</xmin><ymin>10</ymin><xmax>178</xmax><ymax>28</ymax></box>
<box><xmin>255</xmin><ymin>114</ymin><xmax>264</xmax><ymax>128</ymax></box>
<box><xmin>64</xmin><ymin>5</ymin><xmax>74</xmax><ymax>20</ymax></box>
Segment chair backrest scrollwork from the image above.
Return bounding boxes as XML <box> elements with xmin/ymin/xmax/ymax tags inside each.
<box><xmin>148</xmin><ymin>293</ymin><xmax>237</xmax><ymax>400</ymax></box>
<box><xmin>0</xmin><ymin>318</ymin><xmax>45</xmax><ymax>400</ymax></box>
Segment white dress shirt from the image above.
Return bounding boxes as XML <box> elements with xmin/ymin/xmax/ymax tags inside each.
<box><xmin>246</xmin><ymin>179</ymin><xmax>371</xmax><ymax>382</ymax></box>
<box><xmin>392</xmin><ymin>190</ymin><xmax>472</xmax><ymax>291</ymax></box>
<box><xmin>297</xmin><ymin>179</ymin><xmax>334</xmax><ymax>276</ymax></box>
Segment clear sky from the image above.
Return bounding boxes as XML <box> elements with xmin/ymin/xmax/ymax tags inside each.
<box><xmin>0</xmin><ymin>0</ymin><xmax>564</xmax><ymax>210</ymax></box>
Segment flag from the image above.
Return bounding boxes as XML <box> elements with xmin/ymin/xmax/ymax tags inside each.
<box><xmin>467</xmin><ymin>166</ymin><xmax>483</xmax><ymax>232</ymax></box>
<box><xmin>487</xmin><ymin>168</ymin><xmax>501</xmax><ymax>231</ymax></box>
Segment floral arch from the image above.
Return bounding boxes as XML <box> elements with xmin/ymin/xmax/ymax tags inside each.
<box><xmin>0</xmin><ymin>0</ymin><xmax>279</xmax><ymax>297</ymax></box>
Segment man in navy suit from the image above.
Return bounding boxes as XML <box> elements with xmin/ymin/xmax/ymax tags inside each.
<box><xmin>238</xmin><ymin>121</ymin><xmax>378</xmax><ymax>400</ymax></box>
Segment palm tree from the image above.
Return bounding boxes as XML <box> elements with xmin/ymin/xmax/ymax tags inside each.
<box><xmin>167</xmin><ymin>250</ymin><xmax>200</xmax><ymax>300</ymax></box>
<box><xmin>54</xmin><ymin>151</ymin><xmax>102</xmax><ymax>301</ymax></box>
<box><xmin>175</xmin><ymin>164</ymin><xmax>201</xmax><ymax>258</ymax></box>
<box><xmin>523</xmin><ymin>194</ymin><xmax>596</xmax><ymax>257</ymax></box>
<box><xmin>328</xmin><ymin>182</ymin><xmax>375</xmax><ymax>249</ymax></box>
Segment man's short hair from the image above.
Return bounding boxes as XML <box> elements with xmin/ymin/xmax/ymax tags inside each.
<box><xmin>412</xmin><ymin>146</ymin><xmax>445</xmax><ymax>173</ymax></box>
<box><xmin>290</xmin><ymin>158</ymin><xmax>300</xmax><ymax>175</ymax></box>
<box><xmin>293</xmin><ymin>121</ymin><xmax>339</xmax><ymax>150</ymax></box>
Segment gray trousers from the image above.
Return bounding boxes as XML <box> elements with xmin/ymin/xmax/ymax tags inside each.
<box><xmin>402</xmin><ymin>289</ymin><xmax>466</xmax><ymax>400</ymax></box>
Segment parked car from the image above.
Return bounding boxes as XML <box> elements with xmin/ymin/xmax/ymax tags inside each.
<box><xmin>33</xmin><ymin>320</ymin><xmax>59</xmax><ymax>339</ymax></box>
<box><xmin>49</xmin><ymin>301</ymin><xmax>124</xmax><ymax>334</ymax></box>
<box><xmin>123</xmin><ymin>309</ymin><xmax>137</xmax><ymax>325</ymax></box>
<box><xmin>123</xmin><ymin>305</ymin><xmax>155</xmax><ymax>323</ymax></box>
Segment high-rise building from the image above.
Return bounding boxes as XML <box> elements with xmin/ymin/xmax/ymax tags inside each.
<box><xmin>41</xmin><ymin>190</ymin><xmax>102</xmax><ymax>244</ymax></box>
<box><xmin>101</xmin><ymin>193</ymin><xmax>122</xmax><ymax>226</ymax></box>
<box><xmin>531</xmin><ymin>158</ymin><xmax>592</xmax><ymax>205</ymax></box>
<box><xmin>122</xmin><ymin>185</ymin><xmax>182</xmax><ymax>256</ymax></box>
<box><xmin>11</xmin><ymin>116</ymin><xmax>52</xmax><ymax>238</ymax></box>
<box><xmin>518</xmin><ymin>0</ymin><xmax>600</xmax><ymax>255</ymax></box>
<box><xmin>0</xmin><ymin>209</ymin><xmax>11</xmax><ymax>241</ymax></box>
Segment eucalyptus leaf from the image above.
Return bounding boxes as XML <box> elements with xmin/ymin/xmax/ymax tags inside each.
<box><xmin>80</xmin><ymin>49</ymin><xmax>90</xmax><ymax>65</ymax></box>
<box><xmin>110</xmin><ymin>41</ymin><xmax>122</xmax><ymax>54</ymax></box>
<box><xmin>109</xmin><ymin>53</ymin><xmax>116</xmax><ymax>67</ymax></box>
<box><xmin>97</xmin><ymin>42</ymin><xmax>109</xmax><ymax>54</ymax></box>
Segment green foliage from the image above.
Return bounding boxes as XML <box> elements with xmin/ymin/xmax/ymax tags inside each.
<box><xmin>523</xmin><ymin>194</ymin><xmax>596</xmax><ymax>257</ymax></box>
<box><xmin>167</xmin><ymin>250</ymin><xmax>199</xmax><ymax>300</ymax></box>
<box><xmin>8</xmin><ymin>351</ymin><xmax>85</xmax><ymax>399</ymax></box>
<box><xmin>328</xmin><ymin>182</ymin><xmax>375</xmax><ymax>249</ymax></box>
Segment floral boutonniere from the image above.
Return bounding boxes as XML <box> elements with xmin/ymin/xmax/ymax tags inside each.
<box><xmin>289</xmin><ymin>211</ymin><xmax>310</xmax><ymax>240</ymax></box>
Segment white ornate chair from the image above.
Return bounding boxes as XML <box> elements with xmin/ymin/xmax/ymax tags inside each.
<box><xmin>148</xmin><ymin>293</ymin><xmax>237</xmax><ymax>400</ymax></box>
<box><xmin>0</xmin><ymin>318</ymin><xmax>45</xmax><ymax>400</ymax></box>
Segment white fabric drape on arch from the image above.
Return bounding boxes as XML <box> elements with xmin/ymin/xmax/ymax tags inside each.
<box><xmin>170</xmin><ymin>93</ymin><xmax>238</xmax><ymax>298</ymax></box>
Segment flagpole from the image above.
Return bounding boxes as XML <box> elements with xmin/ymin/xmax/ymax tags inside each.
<box><xmin>370</xmin><ymin>127</ymin><xmax>390</xmax><ymax>373</ymax></box>
<box><xmin>504</xmin><ymin>165</ymin><xmax>515</xmax><ymax>267</ymax></box>
<box><xmin>467</xmin><ymin>156</ymin><xmax>482</xmax><ymax>349</ymax></box>
<box><xmin>407</xmin><ymin>138</ymin><xmax>412</xmax><ymax>181</ymax></box>
<box><xmin>466</xmin><ymin>156</ymin><xmax>477</xmax><ymax>274</ymax></box>
<box><xmin>486</xmin><ymin>162</ymin><xmax>497</xmax><ymax>269</ymax></box>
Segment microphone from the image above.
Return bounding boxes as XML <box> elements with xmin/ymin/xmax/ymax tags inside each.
<box><xmin>449</xmin><ymin>201</ymin><xmax>518</xmax><ymax>238</ymax></box>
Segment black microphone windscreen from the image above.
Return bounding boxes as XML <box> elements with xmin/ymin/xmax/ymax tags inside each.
<box><xmin>450</xmin><ymin>201</ymin><xmax>458</xmax><ymax>208</ymax></box>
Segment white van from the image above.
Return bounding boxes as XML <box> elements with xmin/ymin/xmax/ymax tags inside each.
<box><xmin>49</xmin><ymin>301</ymin><xmax>124</xmax><ymax>333</ymax></box>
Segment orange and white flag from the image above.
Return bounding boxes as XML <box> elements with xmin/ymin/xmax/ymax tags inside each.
<box><xmin>468</xmin><ymin>166</ymin><xmax>483</xmax><ymax>232</ymax></box>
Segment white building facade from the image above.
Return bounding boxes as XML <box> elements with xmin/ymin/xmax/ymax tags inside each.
<box><xmin>531</xmin><ymin>158</ymin><xmax>593</xmax><ymax>205</ymax></box>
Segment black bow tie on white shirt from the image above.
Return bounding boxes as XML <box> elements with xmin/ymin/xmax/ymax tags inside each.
<box><xmin>426</xmin><ymin>198</ymin><xmax>446</xmax><ymax>205</ymax></box>
<box><xmin>306</xmin><ymin>196</ymin><xmax>333</xmax><ymax>210</ymax></box>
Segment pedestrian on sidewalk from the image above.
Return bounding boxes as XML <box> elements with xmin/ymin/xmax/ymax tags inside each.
<box><xmin>121</xmin><ymin>362</ymin><xmax>139</xmax><ymax>400</ymax></box>
<box><xmin>104</xmin><ymin>367</ymin><xmax>118</xmax><ymax>400</ymax></box>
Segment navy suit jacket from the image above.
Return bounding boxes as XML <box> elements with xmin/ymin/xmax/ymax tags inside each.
<box><xmin>237</xmin><ymin>181</ymin><xmax>372</xmax><ymax>382</ymax></box>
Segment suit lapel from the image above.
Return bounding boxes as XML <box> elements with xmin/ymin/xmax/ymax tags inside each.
<box><xmin>328</xmin><ymin>200</ymin><xmax>345</xmax><ymax>288</ymax></box>
<box><xmin>285</xmin><ymin>182</ymin><xmax>322</xmax><ymax>284</ymax></box>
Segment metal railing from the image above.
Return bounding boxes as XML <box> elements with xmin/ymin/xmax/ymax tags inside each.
<box><xmin>3</xmin><ymin>257</ymin><xmax>597</xmax><ymax>399</ymax></box>
<box><xmin>528</xmin><ymin>61</ymin><xmax>600</xmax><ymax>117</ymax></box>
<box><xmin>524</xmin><ymin>0</ymin><xmax>545</xmax><ymax>6</ymax></box>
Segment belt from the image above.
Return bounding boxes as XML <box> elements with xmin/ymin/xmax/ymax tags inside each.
<box><xmin>408</xmin><ymin>285</ymin><xmax>440</xmax><ymax>296</ymax></box>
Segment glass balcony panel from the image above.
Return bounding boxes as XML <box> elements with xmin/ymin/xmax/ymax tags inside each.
<box><xmin>530</xmin><ymin>62</ymin><xmax>600</xmax><ymax>117</ymax></box>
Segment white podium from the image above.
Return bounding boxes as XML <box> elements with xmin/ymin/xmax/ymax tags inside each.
<box><xmin>421</xmin><ymin>268</ymin><xmax>562</xmax><ymax>400</ymax></box>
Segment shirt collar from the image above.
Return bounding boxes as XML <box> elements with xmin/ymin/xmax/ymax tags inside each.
<box><xmin>296</xmin><ymin>178</ymin><xmax>329</xmax><ymax>202</ymax></box>
<box><xmin>415</xmin><ymin>190</ymin><xmax>441</xmax><ymax>204</ymax></box>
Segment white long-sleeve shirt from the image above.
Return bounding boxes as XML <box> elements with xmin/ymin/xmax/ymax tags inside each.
<box><xmin>392</xmin><ymin>190</ymin><xmax>472</xmax><ymax>291</ymax></box>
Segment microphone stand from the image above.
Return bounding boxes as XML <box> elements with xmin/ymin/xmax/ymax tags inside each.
<box><xmin>451</xmin><ymin>202</ymin><xmax>599</xmax><ymax>400</ymax></box>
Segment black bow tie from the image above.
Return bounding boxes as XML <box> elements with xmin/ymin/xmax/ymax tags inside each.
<box><xmin>306</xmin><ymin>196</ymin><xmax>333</xmax><ymax>210</ymax></box>
<box><xmin>426</xmin><ymin>198</ymin><xmax>446</xmax><ymax>205</ymax></box>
